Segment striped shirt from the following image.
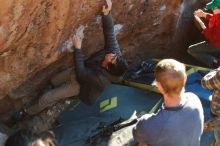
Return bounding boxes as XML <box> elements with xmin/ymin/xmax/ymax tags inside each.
<box><xmin>201</xmin><ymin>68</ymin><xmax>220</xmax><ymax>115</ymax></box>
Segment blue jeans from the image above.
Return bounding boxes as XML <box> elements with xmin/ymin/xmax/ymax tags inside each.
<box><xmin>188</xmin><ymin>41</ymin><xmax>220</xmax><ymax>68</ymax></box>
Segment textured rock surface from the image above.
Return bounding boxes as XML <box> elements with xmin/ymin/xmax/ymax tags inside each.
<box><xmin>0</xmin><ymin>0</ymin><xmax>206</xmax><ymax>114</ymax></box>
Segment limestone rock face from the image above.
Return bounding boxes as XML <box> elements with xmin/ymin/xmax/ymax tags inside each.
<box><xmin>0</xmin><ymin>0</ymin><xmax>102</xmax><ymax>100</ymax></box>
<box><xmin>0</xmin><ymin>0</ymin><xmax>204</xmax><ymax>113</ymax></box>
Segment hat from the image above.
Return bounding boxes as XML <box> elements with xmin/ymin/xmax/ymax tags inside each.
<box><xmin>206</xmin><ymin>0</ymin><xmax>220</xmax><ymax>10</ymax></box>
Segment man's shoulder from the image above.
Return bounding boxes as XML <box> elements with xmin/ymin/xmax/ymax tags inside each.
<box><xmin>135</xmin><ymin>113</ymin><xmax>162</xmax><ymax>135</ymax></box>
<box><xmin>184</xmin><ymin>92</ymin><xmax>203</xmax><ymax>112</ymax></box>
<box><xmin>136</xmin><ymin>114</ymin><xmax>155</xmax><ymax>128</ymax></box>
<box><xmin>184</xmin><ymin>92</ymin><xmax>200</xmax><ymax>100</ymax></box>
<box><xmin>137</xmin><ymin>110</ymin><xmax>165</xmax><ymax>127</ymax></box>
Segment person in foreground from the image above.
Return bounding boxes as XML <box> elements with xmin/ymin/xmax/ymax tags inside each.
<box><xmin>4</xmin><ymin>129</ymin><xmax>57</xmax><ymax>146</ymax></box>
<box><xmin>132</xmin><ymin>59</ymin><xmax>204</xmax><ymax>146</ymax></box>
<box><xmin>201</xmin><ymin>67</ymin><xmax>220</xmax><ymax>146</ymax></box>
<box><xmin>187</xmin><ymin>0</ymin><xmax>220</xmax><ymax>68</ymax></box>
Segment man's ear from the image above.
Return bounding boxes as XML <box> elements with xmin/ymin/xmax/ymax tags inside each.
<box><xmin>156</xmin><ymin>81</ymin><xmax>164</xmax><ymax>94</ymax></box>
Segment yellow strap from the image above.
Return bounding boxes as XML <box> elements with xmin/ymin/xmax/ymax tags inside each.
<box><xmin>123</xmin><ymin>80</ymin><xmax>160</xmax><ymax>93</ymax></box>
<box><xmin>186</xmin><ymin>68</ymin><xmax>195</xmax><ymax>76</ymax></box>
<box><xmin>186</xmin><ymin>66</ymin><xmax>210</xmax><ymax>76</ymax></box>
<box><xmin>148</xmin><ymin>98</ymin><xmax>162</xmax><ymax>114</ymax></box>
<box><xmin>137</xmin><ymin>98</ymin><xmax>162</xmax><ymax>118</ymax></box>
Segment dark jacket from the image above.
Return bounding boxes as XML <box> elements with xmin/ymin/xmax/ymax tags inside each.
<box><xmin>74</xmin><ymin>12</ymin><xmax>122</xmax><ymax>105</ymax></box>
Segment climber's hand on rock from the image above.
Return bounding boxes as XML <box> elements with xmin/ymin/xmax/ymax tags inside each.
<box><xmin>194</xmin><ymin>9</ymin><xmax>206</xmax><ymax>18</ymax></box>
<box><xmin>102</xmin><ymin>0</ymin><xmax>112</xmax><ymax>16</ymax></box>
<box><xmin>72</xmin><ymin>35</ymin><xmax>82</xmax><ymax>49</ymax></box>
<box><xmin>61</xmin><ymin>35</ymin><xmax>82</xmax><ymax>53</ymax></box>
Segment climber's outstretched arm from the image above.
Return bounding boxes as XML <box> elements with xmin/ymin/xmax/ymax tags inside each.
<box><xmin>102</xmin><ymin>0</ymin><xmax>121</xmax><ymax>56</ymax></box>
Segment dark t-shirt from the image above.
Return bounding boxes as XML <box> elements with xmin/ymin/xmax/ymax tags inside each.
<box><xmin>74</xmin><ymin>12</ymin><xmax>122</xmax><ymax>105</ymax></box>
<box><xmin>132</xmin><ymin>92</ymin><xmax>204</xmax><ymax>146</ymax></box>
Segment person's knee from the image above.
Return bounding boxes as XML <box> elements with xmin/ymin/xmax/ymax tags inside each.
<box><xmin>38</xmin><ymin>92</ymin><xmax>53</xmax><ymax>107</ymax></box>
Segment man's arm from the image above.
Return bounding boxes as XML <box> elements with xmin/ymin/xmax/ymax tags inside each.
<box><xmin>193</xmin><ymin>9</ymin><xmax>218</xmax><ymax>41</ymax></box>
<box><xmin>132</xmin><ymin>114</ymin><xmax>154</xmax><ymax>146</ymax></box>
<box><xmin>201</xmin><ymin>68</ymin><xmax>220</xmax><ymax>90</ymax></box>
<box><xmin>194</xmin><ymin>15</ymin><xmax>206</xmax><ymax>30</ymax></box>
<box><xmin>102</xmin><ymin>0</ymin><xmax>121</xmax><ymax>56</ymax></box>
<box><xmin>193</xmin><ymin>9</ymin><xmax>207</xmax><ymax>31</ymax></box>
<box><xmin>133</xmin><ymin>122</ymin><xmax>146</xmax><ymax>146</ymax></box>
<box><xmin>72</xmin><ymin>35</ymin><xmax>89</xmax><ymax>79</ymax></box>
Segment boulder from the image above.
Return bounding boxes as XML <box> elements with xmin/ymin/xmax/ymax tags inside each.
<box><xmin>0</xmin><ymin>0</ymin><xmax>205</xmax><ymax>114</ymax></box>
